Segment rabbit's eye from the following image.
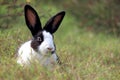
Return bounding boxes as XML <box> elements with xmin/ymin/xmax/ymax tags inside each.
<box><xmin>37</xmin><ymin>37</ymin><xmax>42</xmax><ymax>42</ymax></box>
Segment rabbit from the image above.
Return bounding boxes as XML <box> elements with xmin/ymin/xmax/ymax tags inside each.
<box><xmin>17</xmin><ymin>5</ymin><xmax>65</xmax><ymax>68</ymax></box>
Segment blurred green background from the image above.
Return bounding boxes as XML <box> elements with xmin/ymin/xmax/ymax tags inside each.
<box><xmin>1</xmin><ymin>0</ymin><xmax>120</xmax><ymax>35</ymax></box>
<box><xmin>0</xmin><ymin>0</ymin><xmax>120</xmax><ymax>80</ymax></box>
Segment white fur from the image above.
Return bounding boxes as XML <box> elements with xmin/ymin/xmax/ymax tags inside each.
<box><xmin>38</xmin><ymin>31</ymin><xmax>55</xmax><ymax>55</ymax></box>
<box><xmin>17</xmin><ymin>31</ymin><xmax>58</xmax><ymax>67</ymax></box>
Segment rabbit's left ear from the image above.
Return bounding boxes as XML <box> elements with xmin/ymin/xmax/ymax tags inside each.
<box><xmin>44</xmin><ymin>11</ymin><xmax>65</xmax><ymax>34</ymax></box>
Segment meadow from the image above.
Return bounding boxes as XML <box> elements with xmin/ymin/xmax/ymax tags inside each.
<box><xmin>0</xmin><ymin>1</ymin><xmax>120</xmax><ymax>80</ymax></box>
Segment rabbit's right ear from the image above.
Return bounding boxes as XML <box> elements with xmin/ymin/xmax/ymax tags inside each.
<box><xmin>24</xmin><ymin>5</ymin><xmax>42</xmax><ymax>36</ymax></box>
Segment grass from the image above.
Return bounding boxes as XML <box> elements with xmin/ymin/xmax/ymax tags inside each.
<box><xmin>0</xmin><ymin>3</ymin><xmax>120</xmax><ymax>80</ymax></box>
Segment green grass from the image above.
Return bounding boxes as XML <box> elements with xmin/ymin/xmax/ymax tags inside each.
<box><xmin>0</xmin><ymin>3</ymin><xmax>120</xmax><ymax>80</ymax></box>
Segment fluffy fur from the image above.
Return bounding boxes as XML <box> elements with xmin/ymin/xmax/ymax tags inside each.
<box><xmin>16</xmin><ymin>5</ymin><xmax>65</xmax><ymax>68</ymax></box>
<box><xmin>17</xmin><ymin>31</ymin><xmax>57</xmax><ymax>67</ymax></box>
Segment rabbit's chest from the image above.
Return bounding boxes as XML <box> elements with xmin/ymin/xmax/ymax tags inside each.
<box><xmin>32</xmin><ymin>52</ymin><xmax>58</xmax><ymax>66</ymax></box>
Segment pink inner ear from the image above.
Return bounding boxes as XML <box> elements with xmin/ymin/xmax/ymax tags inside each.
<box><xmin>53</xmin><ymin>15</ymin><xmax>62</xmax><ymax>26</ymax></box>
<box><xmin>27</xmin><ymin>9</ymin><xmax>36</xmax><ymax>27</ymax></box>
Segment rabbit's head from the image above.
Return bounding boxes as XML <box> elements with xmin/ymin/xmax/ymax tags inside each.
<box><xmin>24</xmin><ymin>5</ymin><xmax>65</xmax><ymax>56</ymax></box>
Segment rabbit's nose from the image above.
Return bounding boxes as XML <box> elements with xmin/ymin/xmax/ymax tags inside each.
<box><xmin>47</xmin><ymin>47</ymin><xmax>53</xmax><ymax>51</ymax></box>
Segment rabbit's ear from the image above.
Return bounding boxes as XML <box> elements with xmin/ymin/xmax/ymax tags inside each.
<box><xmin>43</xmin><ymin>11</ymin><xmax>65</xmax><ymax>34</ymax></box>
<box><xmin>24</xmin><ymin>5</ymin><xmax>42</xmax><ymax>36</ymax></box>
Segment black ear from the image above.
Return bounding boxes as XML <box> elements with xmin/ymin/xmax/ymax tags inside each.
<box><xmin>24</xmin><ymin>5</ymin><xmax>42</xmax><ymax>36</ymax></box>
<box><xmin>43</xmin><ymin>11</ymin><xmax>65</xmax><ymax>34</ymax></box>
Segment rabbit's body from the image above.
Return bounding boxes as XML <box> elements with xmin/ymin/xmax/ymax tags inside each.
<box><xmin>17</xmin><ymin>41</ymin><xmax>58</xmax><ymax>67</ymax></box>
<box><xmin>17</xmin><ymin>31</ymin><xmax>58</xmax><ymax>66</ymax></box>
<box><xmin>16</xmin><ymin>5</ymin><xmax>65</xmax><ymax>67</ymax></box>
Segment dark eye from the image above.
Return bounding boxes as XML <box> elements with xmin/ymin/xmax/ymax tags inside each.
<box><xmin>37</xmin><ymin>37</ymin><xmax>42</xmax><ymax>42</ymax></box>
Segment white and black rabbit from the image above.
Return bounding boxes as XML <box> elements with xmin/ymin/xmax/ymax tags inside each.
<box><xmin>17</xmin><ymin>5</ymin><xmax>65</xmax><ymax>68</ymax></box>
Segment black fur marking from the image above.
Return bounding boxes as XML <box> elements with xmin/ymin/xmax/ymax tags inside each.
<box><xmin>31</xmin><ymin>31</ymin><xmax>44</xmax><ymax>51</ymax></box>
<box><xmin>56</xmin><ymin>55</ymin><xmax>61</xmax><ymax>65</ymax></box>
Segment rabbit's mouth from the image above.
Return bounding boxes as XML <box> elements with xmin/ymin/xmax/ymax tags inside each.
<box><xmin>51</xmin><ymin>50</ymin><xmax>55</xmax><ymax>54</ymax></box>
<box><xmin>47</xmin><ymin>50</ymin><xmax>55</xmax><ymax>55</ymax></box>
<box><xmin>41</xmin><ymin>50</ymin><xmax>55</xmax><ymax>57</ymax></box>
